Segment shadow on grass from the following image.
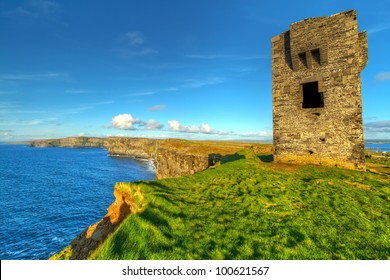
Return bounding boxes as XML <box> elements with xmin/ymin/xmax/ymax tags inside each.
<box><xmin>209</xmin><ymin>153</ymin><xmax>245</xmax><ymax>165</ymax></box>
<box><xmin>258</xmin><ymin>154</ymin><xmax>274</xmax><ymax>163</ymax></box>
<box><xmin>110</xmin><ymin>228</ymin><xmax>130</xmax><ymax>257</ymax></box>
<box><xmin>139</xmin><ymin>208</ymin><xmax>171</xmax><ymax>230</ymax></box>
<box><xmin>143</xmin><ymin>181</ymin><xmax>173</xmax><ymax>193</ymax></box>
<box><xmin>286</xmin><ymin>229</ymin><xmax>306</xmax><ymax>248</ymax></box>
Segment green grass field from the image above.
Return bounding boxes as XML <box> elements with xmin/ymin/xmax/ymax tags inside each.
<box><xmin>88</xmin><ymin>151</ymin><xmax>390</xmax><ymax>260</ymax></box>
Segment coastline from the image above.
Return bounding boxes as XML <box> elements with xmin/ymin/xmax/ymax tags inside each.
<box><xmin>28</xmin><ymin>136</ymin><xmax>272</xmax><ymax>179</ymax></box>
<box><xmin>108</xmin><ymin>154</ymin><xmax>157</xmax><ymax>172</ymax></box>
<box><xmin>22</xmin><ymin>136</ymin><xmax>389</xmax><ymax>260</ymax></box>
<box><xmin>0</xmin><ymin>144</ymin><xmax>156</xmax><ymax>260</ymax></box>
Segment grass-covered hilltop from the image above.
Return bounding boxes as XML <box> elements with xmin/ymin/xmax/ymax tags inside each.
<box><xmin>47</xmin><ymin>138</ymin><xmax>390</xmax><ymax>260</ymax></box>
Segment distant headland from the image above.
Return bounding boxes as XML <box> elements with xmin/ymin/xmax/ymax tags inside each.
<box><xmin>28</xmin><ymin>136</ymin><xmax>273</xmax><ymax>179</ymax></box>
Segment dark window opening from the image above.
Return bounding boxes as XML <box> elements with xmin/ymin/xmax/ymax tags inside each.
<box><xmin>298</xmin><ymin>52</ymin><xmax>307</xmax><ymax>67</ymax></box>
<box><xmin>302</xmin><ymin>81</ymin><xmax>324</xmax><ymax>108</ymax></box>
<box><xmin>311</xmin><ymin>48</ymin><xmax>321</xmax><ymax>65</ymax></box>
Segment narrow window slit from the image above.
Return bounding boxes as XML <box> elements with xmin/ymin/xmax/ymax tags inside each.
<box><xmin>298</xmin><ymin>52</ymin><xmax>307</xmax><ymax>67</ymax></box>
<box><xmin>311</xmin><ymin>48</ymin><xmax>321</xmax><ymax>65</ymax></box>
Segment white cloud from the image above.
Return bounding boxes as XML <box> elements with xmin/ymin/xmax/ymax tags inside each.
<box><xmin>199</xmin><ymin>123</ymin><xmax>214</xmax><ymax>134</ymax></box>
<box><xmin>112</xmin><ymin>47</ymin><xmax>158</xmax><ymax>58</ymax></box>
<box><xmin>149</xmin><ymin>104</ymin><xmax>166</xmax><ymax>111</ymax></box>
<box><xmin>0</xmin><ymin>73</ymin><xmax>67</xmax><ymax>81</ymax></box>
<box><xmin>119</xmin><ymin>32</ymin><xmax>144</xmax><ymax>46</ymax></box>
<box><xmin>114</xmin><ymin>31</ymin><xmax>158</xmax><ymax>58</ymax></box>
<box><xmin>2</xmin><ymin>0</ymin><xmax>59</xmax><ymax>18</ymax></box>
<box><xmin>167</xmin><ymin>120</ymin><xmax>271</xmax><ymax>138</ymax></box>
<box><xmin>65</xmin><ymin>106</ymin><xmax>93</xmax><ymax>114</ymax></box>
<box><xmin>365</xmin><ymin>120</ymin><xmax>390</xmax><ymax>133</ymax></box>
<box><xmin>2</xmin><ymin>7</ymin><xmax>36</xmax><ymax>18</ymax></box>
<box><xmin>106</xmin><ymin>133</ymin><xmax>129</xmax><ymax>137</ymax></box>
<box><xmin>109</xmin><ymin>115</ymin><xmax>271</xmax><ymax>139</ymax></box>
<box><xmin>128</xmin><ymin>77</ymin><xmax>223</xmax><ymax>98</ymax></box>
<box><xmin>0</xmin><ymin>129</ymin><xmax>14</xmax><ymax>140</ymax></box>
<box><xmin>110</xmin><ymin>114</ymin><xmax>142</xmax><ymax>130</ymax></box>
<box><xmin>0</xmin><ymin>118</ymin><xmax>58</xmax><ymax>126</ymax></box>
<box><xmin>168</xmin><ymin>120</ymin><xmax>181</xmax><ymax>131</ymax></box>
<box><xmin>364</xmin><ymin>116</ymin><xmax>379</xmax><ymax>121</ymax></box>
<box><xmin>65</xmin><ymin>89</ymin><xmax>91</xmax><ymax>94</ymax></box>
<box><xmin>31</xmin><ymin>0</ymin><xmax>59</xmax><ymax>14</ymax></box>
<box><xmin>110</xmin><ymin>114</ymin><xmax>163</xmax><ymax>131</ymax></box>
<box><xmin>184</xmin><ymin>77</ymin><xmax>224</xmax><ymax>89</ymax></box>
<box><xmin>238</xmin><ymin>131</ymin><xmax>271</xmax><ymax>138</ymax></box>
<box><xmin>168</xmin><ymin>120</ymin><xmax>217</xmax><ymax>134</ymax></box>
<box><xmin>0</xmin><ymin>131</ymin><xmax>13</xmax><ymax>140</ymax></box>
<box><xmin>87</xmin><ymin>101</ymin><xmax>114</xmax><ymax>106</ymax></box>
<box><xmin>28</xmin><ymin>119</ymin><xmax>42</xmax><ymax>125</ymax></box>
<box><xmin>259</xmin><ymin>131</ymin><xmax>269</xmax><ymax>137</ymax></box>
<box><xmin>131</xmin><ymin>91</ymin><xmax>158</xmax><ymax>97</ymax></box>
<box><xmin>367</xmin><ymin>22</ymin><xmax>390</xmax><ymax>35</ymax></box>
<box><xmin>129</xmin><ymin>87</ymin><xmax>177</xmax><ymax>97</ymax></box>
<box><xmin>144</xmin><ymin>120</ymin><xmax>164</xmax><ymax>130</ymax></box>
<box><xmin>375</xmin><ymin>72</ymin><xmax>390</xmax><ymax>81</ymax></box>
<box><xmin>137</xmin><ymin>48</ymin><xmax>158</xmax><ymax>56</ymax></box>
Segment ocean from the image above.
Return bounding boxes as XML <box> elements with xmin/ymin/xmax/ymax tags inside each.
<box><xmin>365</xmin><ymin>143</ymin><xmax>390</xmax><ymax>153</ymax></box>
<box><xmin>0</xmin><ymin>144</ymin><xmax>155</xmax><ymax>260</ymax></box>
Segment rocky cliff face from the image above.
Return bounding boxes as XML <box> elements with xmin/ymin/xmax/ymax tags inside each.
<box><xmin>29</xmin><ymin>137</ymin><xmax>108</xmax><ymax>148</ymax></box>
<box><xmin>50</xmin><ymin>182</ymin><xmax>145</xmax><ymax>260</ymax></box>
<box><xmin>107</xmin><ymin>137</ymin><xmax>157</xmax><ymax>160</ymax></box>
<box><xmin>107</xmin><ymin>138</ymin><xmax>211</xmax><ymax>179</ymax></box>
<box><xmin>156</xmin><ymin>148</ymin><xmax>209</xmax><ymax>179</ymax></box>
<box><xmin>29</xmin><ymin>136</ymin><xmax>272</xmax><ymax>179</ymax></box>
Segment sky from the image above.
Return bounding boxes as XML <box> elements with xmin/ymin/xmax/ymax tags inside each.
<box><xmin>1</xmin><ymin>0</ymin><xmax>390</xmax><ymax>141</ymax></box>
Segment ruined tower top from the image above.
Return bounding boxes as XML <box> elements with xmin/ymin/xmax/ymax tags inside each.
<box><xmin>272</xmin><ymin>10</ymin><xmax>368</xmax><ymax>169</ymax></box>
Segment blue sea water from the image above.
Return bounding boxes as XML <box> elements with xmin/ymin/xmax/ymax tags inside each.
<box><xmin>0</xmin><ymin>144</ymin><xmax>155</xmax><ymax>260</ymax></box>
<box><xmin>365</xmin><ymin>143</ymin><xmax>390</xmax><ymax>153</ymax></box>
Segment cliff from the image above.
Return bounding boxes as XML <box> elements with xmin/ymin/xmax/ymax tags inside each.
<box><xmin>106</xmin><ymin>138</ymin><xmax>210</xmax><ymax>178</ymax></box>
<box><xmin>46</xmin><ymin>138</ymin><xmax>275</xmax><ymax>259</ymax></box>
<box><xmin>50</xmin><ymin>182</ymin><xmax>146</xmax><ymax>260</ymax></box>
<box><xmin>30</xmin><ymin>137</ymin><xmax>108</xmax><ymax>148</ymax></box>
<box><xmin>53</xmin><ymin>154</ymin><xmax>390</xmax><ymax>260</ymax></box>
<box><xmin>107</xmin><ymin>137</ymin><xmax>157</xmax><ymax>159</ymax></box>
<box><xmin>108</xmin><ymin>138</ymin><xmax>273</xmax><ymax>178</ymax></box>
<box><xmin>156</xmin><ymin>149</ymin><xmax>209</xmax><ymax>179</ymax></box>
<box><xmin>30</xmin><ymin>137</ymin><xmax>273</xmax><ymax>179</ymax></box>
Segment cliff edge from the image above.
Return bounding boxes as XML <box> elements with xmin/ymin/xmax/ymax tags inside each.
<box><xmin>30</xmin><ymin>136</ymin><xmax>108</xmax><ymax>148</ymax></box>
<box><xmin>50</xmin><ymin>182</ymin><xmax>146</xmax><ymax>260</ymax></box>
<box><xmin>43</xmin><ymin>137</ymin><xmax>272</xmax><ymax>259</ymax></box>
<box><xmin>30</xmin><ymin>137</ymin><xmax>272</xmax><ymax>179</ymax></box>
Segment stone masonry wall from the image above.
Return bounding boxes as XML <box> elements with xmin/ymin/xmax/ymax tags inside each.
<box><xmin>272</xmin><ymin>10</ymin><xmax>368</xmax><ymax>169</ymax></box>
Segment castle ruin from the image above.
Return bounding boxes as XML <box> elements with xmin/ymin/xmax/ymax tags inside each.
<box><xmin>272</xmin><ymin>10</ymin><xmax>368</xmax><ymax>170</ymax></box>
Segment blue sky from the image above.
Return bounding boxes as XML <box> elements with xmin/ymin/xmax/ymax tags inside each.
<box><xmin>1</xmin><ymin>0</ymin><xmax>389</xmax><ymax>141</ymax></box>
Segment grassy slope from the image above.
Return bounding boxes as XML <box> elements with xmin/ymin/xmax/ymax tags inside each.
<box><xmin>90</xmin><ymin>151</ymin><xmax>390</xmax><ymax>260</ymax></box>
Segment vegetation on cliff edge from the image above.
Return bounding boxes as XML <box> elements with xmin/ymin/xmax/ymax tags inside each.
<box><xmin>86</xmin><ymin>151</ymin><xmax>389</xmax><ymax>260</ymax></box>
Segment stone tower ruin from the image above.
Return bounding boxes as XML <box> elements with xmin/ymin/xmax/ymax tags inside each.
<box><xmin>272</xmin><ymin>10</ymin><xmax>368</xmax><ymax>170</ymax></box>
